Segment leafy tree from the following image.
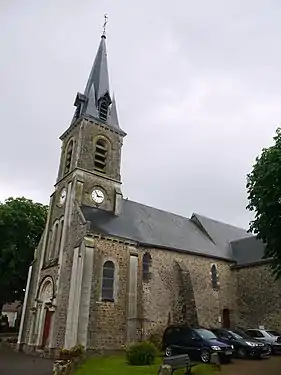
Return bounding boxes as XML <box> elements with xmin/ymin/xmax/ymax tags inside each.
<box><xmin>0</xmin><ymin>197</ymin><xmax>48</xmax><ymax>313</ymax></box>
<box><xmin>247</xmin><ymin>127</ymin><xmax>281</xmax><ymax>279</ymax></box>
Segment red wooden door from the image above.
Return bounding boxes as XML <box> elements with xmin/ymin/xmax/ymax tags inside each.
<box><xmin>42</xmin><ymin>310</ymin><xmax>52</xmax><ymax>347</ymax></box>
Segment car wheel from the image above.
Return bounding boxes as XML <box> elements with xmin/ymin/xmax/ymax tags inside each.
<box><xmin>268</xmin><ymin>346</ymin><xmax>273</xmax><ymax>355</ymax></box>
<box><xmin>165</xmin><ymin>346</ymin><xmax>173</xmax><ymax>357</ymax></box>
<box><xmin>237</xmin><ymin>348</ymin><xmax>246</xmax><ymax>358</ymax></box>
<box><xmin>200</xmin><ymin>348</ymin><xmax>210</xmax><ymax>363</ymax></box>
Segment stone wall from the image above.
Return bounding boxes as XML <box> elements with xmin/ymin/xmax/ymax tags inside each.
<box><xmin>86</xmin><ymin>237</ymin><xmax>135</xmax><ymax>350</ymax></box>
<box><xmin>140</xmin><ymin>247</ymin><xmax>237</xmax><ymax>338</ymax></box>
<box><xmin>53</xmin><ymin>200</ymin><xmax>87</xmax><ymax>348</ymax></box>
<box><xmin>234</xmin><ymin>262</ymin><xmax>281</xmax><ymax>330</ymax></box>
<box><xmin>84</xmin><ymin>238</ymin><xmax>238</xmax><ymax>349</ymax></box>
<box><xmin>78</xmin><ymin>118</ymin><xmax>123</xmax><ymax>181</ymax></box>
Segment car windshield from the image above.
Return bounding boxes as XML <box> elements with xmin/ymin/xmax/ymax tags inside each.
<box><xmin>233</xmin><ymin>329</ymin><xmax>251</xmax><ymax>339</ymax></box>
<box><xmin>266</xmin><ymin>330</ymin><xmax>280</xmax><ymax>337</ymax></box>
<box><xmin>228</xmin><ymin>330</ymin><xmax>243</xmax><ymax>339</ymax></box>
<box><xmin>196</xmin><ymin>329</ymin><xmax>217</xmax><ymax>340</ymax></box>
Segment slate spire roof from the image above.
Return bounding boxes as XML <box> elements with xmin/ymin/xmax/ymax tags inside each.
<box><xmin>84</xmin><ymin>35</ymin><xmax>110</xmax><ymax>107</ymax></box>
<box><xmin>72</xmin><ymin>34</ymin><xmax>125</xmax><ymax>134</ymax></box>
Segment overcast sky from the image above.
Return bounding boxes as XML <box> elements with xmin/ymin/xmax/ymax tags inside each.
<box><xmin>1</xmin><ymin>0</ymin><xmax>281</xmax><ymax>229</ymax></box>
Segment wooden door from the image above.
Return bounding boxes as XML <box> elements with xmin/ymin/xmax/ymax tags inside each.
<box><xmin>222</xmin><ymin>308</ymin><xmax>230</xmax><ymax>329</ymax></box>
<box><xmin>42</xmin><ymin>310</ymin><xmax>52</xmax><ymax>347</ymax></box>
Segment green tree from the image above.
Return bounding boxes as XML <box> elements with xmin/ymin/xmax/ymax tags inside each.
<box><xmin>247</xmin><ymin>127</ymin><xmax>281</xmax><ymax>279</ymax></box>
<box><xmin>0</xmin><ymin>197</ymin><xmax>48</xmax><ymax>313</ymax></box>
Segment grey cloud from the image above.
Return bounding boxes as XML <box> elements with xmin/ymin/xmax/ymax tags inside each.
<box><xmin>1</xmin><ymin>0</ymin><xmax>280</xmax><ymax>229</ymax></box>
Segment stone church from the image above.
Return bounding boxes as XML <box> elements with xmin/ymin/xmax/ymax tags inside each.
<box><xmin>17</xmin><ymin>31</ymin><xmax>281</xmax><ymax>355</ymax></box>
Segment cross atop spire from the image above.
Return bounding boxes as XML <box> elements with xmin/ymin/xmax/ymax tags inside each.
<box><xmin>102</xmin><ymin>14</ymin><xmax>108</xmax><ymax>38</ymax></box>
<box><xmin>72</xmin><ymin>18</ymin><xmax>125</xmax><ymax>135</ymax></box>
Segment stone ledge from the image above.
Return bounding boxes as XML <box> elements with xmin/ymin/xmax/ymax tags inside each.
<box><xmin>53</xmin><ymin>355</ymin><xmax>86</xmax><ymax>375</ymax></box>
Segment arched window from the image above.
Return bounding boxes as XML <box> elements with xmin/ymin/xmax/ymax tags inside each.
<box><xmin>142</xmin><ymin>253</ymin><xmax>152</xmax><ymax>282</ymax></box>
<box><xmin>94</xmin><ymin>138</ymin><xmax>108</xmax><ymax>173</ymax></box>
<box><xmin>211</xmin><ymin>264</ymin><xmax>218</xmax><ymax>290</ymax></box>
<box><xmin>101</xmin><ymin>261</ymin><xmax>115</xmax><ymax>302</ymax></box>
<box><xmin>64</xmin><ymin>140</ymin><xmax>74</xmax><ymax>175</ymax></box>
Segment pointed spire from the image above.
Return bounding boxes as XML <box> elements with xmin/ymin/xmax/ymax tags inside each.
<box><xmin>72</xmin><ymin>18</ymin><xmax>125</xmax><ymax>135</ymax></box>
<box><xmin>84</xmin><ymin>35</ymin><xmax>110</xmax><ymax>106</ymax></box>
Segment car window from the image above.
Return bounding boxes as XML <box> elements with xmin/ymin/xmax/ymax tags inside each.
<box><xmin>266</xmin><ymin>330</ymin><xmax>280</xmax><ymax>337</ymax></box>
<box><xmin>213</xmin><ymin>330</ymin><xmax>222</xmax><ymax>338</ymax></box>
<box><xmin>234</xmin><ymin>329</ymin><xmax>251</xmax><ymax>339</ymax></box>
<box><xmin>220</xmin><ymin>330</ymin><xmax>231</xmax><ymax>338</ymax></box>
<box><xmin>255</xmin><ymin>330</ymin><xmax>264</xmax><ymax>338</ymax></box>
<box><xmin>173</xmin><ymin>328</ymin><xmax>182</xmax><ymax>340</ymax></box>
<box><xmin>228</xmin><ymin>330</ymin><xmax>243</xmax><ymax>340</ymax></box>
<box><xmin>165</xmin><ymin>328</ymin><xmax>173</xmax><ymax>336</ymax></box>
<box><xmin>189</xmin><ymin>329</ymin><xmax>198</xmax><ymax>339</ymax></box>
<box><xmin>195</xmin><ymin>329</ymin><xmax>217</xmax><ymax>340</ymax></box>
<box><xmin>246</xmin><ymin>330</ymin><xmax>256</xmax><ymax>337</ymax></box>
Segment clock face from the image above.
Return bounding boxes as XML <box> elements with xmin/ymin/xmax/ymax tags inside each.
<box><xmin>59</xmin><ymin>188</ymin><xmax>66</xmax><ymax>206</ymax></box>
<box><xmin>91</xmin><ymin>189</ymin><xmax>105</xmax><ymax>205</ymax></box>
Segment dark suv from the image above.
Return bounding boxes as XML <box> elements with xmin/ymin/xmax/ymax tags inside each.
<box><xmin>162</xmin><ymin>325</ymin><xmax>234</xmax><ymax>363</ymax></box>
<box><xmin>210</xmin><ymin>328</ymin><xmax>270</xmax><ymax>359</ymax></box>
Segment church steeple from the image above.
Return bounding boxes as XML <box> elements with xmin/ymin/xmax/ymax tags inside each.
<box><xmin>73</xmin><ymin>30</ymin><xmax>124</xmax><ymax>134</ymax></box>
<box><xmin>84</xmin><ymin>35</ymin><xmax>110</xmax><ymax>106</ymax></box>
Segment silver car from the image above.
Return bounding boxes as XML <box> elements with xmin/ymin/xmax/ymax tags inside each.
<box><xmin>246</xmin><ymin>329</ymin><xmax>281</xmax><ymax>354</ymax></box>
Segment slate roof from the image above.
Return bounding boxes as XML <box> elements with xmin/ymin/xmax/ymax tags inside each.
<box><xmin>81</xmin><ymin>199</ymin><xmax>265</xmax><ymax>264</ymax></box>
<box><xmin>231</xmin><ymin>236</ymin><xmax>266</xmax><ymax>265</ymax></box>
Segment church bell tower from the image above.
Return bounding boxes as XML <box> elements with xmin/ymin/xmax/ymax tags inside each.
<box><xmin>56</xmin><ymin>28</ymin><xmax>126</xmax><ymax>215</ymax></box>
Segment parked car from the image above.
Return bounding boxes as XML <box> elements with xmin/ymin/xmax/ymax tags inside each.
<box><xmin>0</xmin><ymin>314</ymin><xmax>9</xmax><ymax>332</ymax></box>
<box><xmin>210</xmin><ymin>328</ymin><xmax>270</xmax><ymax>359</ymax></box>
<box><xmin>245</xmin><ymin>329</ymin><xmax>281</xmax><ymax>354</ymax></box>
<box><xmin>162</xmin><ymin>325</ymin><xmax>234</xmax><ymax>363</ymax></box>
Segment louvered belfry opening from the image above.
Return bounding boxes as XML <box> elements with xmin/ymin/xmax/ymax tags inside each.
<box><xmin>64</xmin><ymin>140</ymin><xmax>73</xmax><ymax>174</ymax></box>
<box><xmin>99</xmin><ymin>99</ymin><xmax>109</xmax><ymax>121</ymax></box>
<box><xmin>94</xmin><ymin>138</ymin><xmax>108</xmax><ymax>173</ymax></box>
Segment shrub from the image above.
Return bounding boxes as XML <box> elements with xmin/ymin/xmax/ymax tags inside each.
<box><xmin>59</xmin><ymin>344</ymin><xmax>84</xmax><ymax>359</ymax></box>
<box><xmin>148</xmin><ymin>331</ymin><xmax>163</xmax><ymax>351</ymax></box>
<box><xmin>126</xmin><ymin>341</ymin><xmax>157</xmax><ymax>366</ymax></box>
<box><xmin>70</xmin><ymin>344</ymin><xmax>84</xmax><ymax>357</ymax></box>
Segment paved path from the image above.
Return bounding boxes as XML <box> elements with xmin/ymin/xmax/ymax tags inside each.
<box><xmin>221</xmin><ymin>356</ymin><xmax>281</xmax><ymax>375</ymax></box>
<box><xmin>0</xmin><ymin>344</ymin><xmax>53</xmax><ymax>375</ymax></box>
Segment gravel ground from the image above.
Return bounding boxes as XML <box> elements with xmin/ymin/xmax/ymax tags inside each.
<box><xmin>221</xmin><ymin>356</ymin><xmax>281</xmax><ymax>375</ymax></box>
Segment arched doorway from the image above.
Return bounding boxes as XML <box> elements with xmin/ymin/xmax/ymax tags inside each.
<box><xmin>36</xmin><ymin>277</ymin><xmax>54</xmax><ymax>348</ymax></box>
<box><xmin>222</xmin><ymin>308</ymin><xmax>230</xmax><ymax>329</ymax></box>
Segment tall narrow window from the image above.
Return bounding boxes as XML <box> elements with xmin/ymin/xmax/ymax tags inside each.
<box><xmin>94</xmin><ymin>138</ymin><xmax>108</xmax><ymax>173</ymax></box>
<box><xmin>102</xmin><ymin>261</ymin><xmax>115</xmax><ymax>302</ymax></box>
<box><xmin>211</xmin><ymin>264</ymin><xmax>218</xmax><ymax>290</ymax></box>
<box><xmin>55</xmin><ymin>218</ymin><xmax>64</xmax><ymax>258</ymax></box>
<box><xmin>49</xmin><ymin>222</ymin><xmax>59</xmax><ymax>260</ymax></box>
<box><xmin>142</xmin><ymin>253</ymin><xmax>152</xmax><ymax>282</ymax></box>
<box><xmin>44</xmin><ymin>229</ymin><xmax>52</xmax><ymax>264</ymax></box>
<box><xmin>64</xmin><ymin>140</ymin><xmax>73</xmax><ymax>175</ymax></box>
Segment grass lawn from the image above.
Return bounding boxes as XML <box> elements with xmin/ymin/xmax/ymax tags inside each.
<box><xmin>74</xmin><ymin>355</ymin><xmax>215</xmax><ymax>375</ymax></box>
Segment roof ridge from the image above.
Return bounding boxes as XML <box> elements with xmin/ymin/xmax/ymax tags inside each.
<box><xmin>124</xmin><ymin>198</ymin><xmax>192</xmax><ymax>221</ymax></box>
<box><xmin>193</xmin><ymin>212</ymin><xmax>249</xmax><ymax>232</ymax></box>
